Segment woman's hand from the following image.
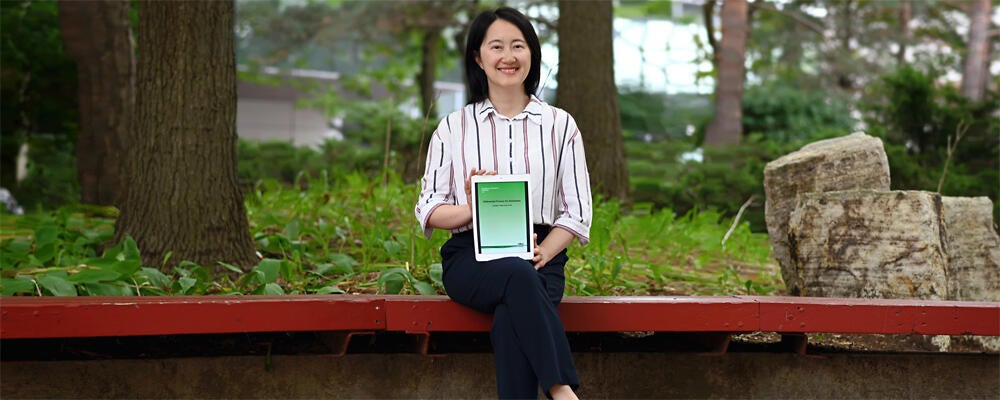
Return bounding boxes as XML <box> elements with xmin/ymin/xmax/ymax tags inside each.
<box><xmin>532</xmin><ymin>228</ymin><xmax>575</xmax><ymax>270</ymax></box>
<box><xmin>426</xmin><ymin>168</ymin><xmax>496</xmax><ymax>230</ymax></box>
<box><xmin>464</xmin><ymin>168</ymin><xmax>497</xmax><ymax>200</ymax></box>
<box><xmin>532</xmin><ymin>233</ymin><xmax>555</xmax><ymax>270</ymax></box>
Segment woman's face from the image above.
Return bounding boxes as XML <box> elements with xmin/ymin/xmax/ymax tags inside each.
<box><xmin>476</xmin><ymin>19</ymin><xmax>531</xmax><ymax>95</ymax></box>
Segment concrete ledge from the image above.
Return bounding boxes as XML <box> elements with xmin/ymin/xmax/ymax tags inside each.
<box><xmin>2</xmin><ymin>352</ymin><xmax>997</xmax><ymax>399</ymax></box>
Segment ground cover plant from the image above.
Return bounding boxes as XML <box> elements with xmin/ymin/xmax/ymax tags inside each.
<box><xmin>0</xmin><ymin>170</ymin><xmax>780</xmax><ymax>297</ymax></box>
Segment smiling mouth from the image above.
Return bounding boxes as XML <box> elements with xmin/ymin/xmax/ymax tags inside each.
<box><xmin>498</xmin><ymin>67</ymin><xmax>519</xmax><ymax>75</ymax></box>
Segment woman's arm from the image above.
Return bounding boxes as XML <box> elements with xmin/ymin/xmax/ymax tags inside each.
<box><xmin>552</xmin><ymin>113</ymin><xmax>593</xmax><ymax>245</ymax></box>
<box><xmin>426</xmin><ymin>168</ymin><xmax>496</xmax><ymax>230</ymax></box>
<box><xmin>533</xmin><ymin>227</ymin><xmax>575</xmax><ymax>270</ymax></box>
<box><xmin>426</xmin><ymin>204</ymin><xmax>472</xmax><ymax>230</ymax></box>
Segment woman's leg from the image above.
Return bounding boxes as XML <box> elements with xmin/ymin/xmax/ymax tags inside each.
<box><xmin>441</xmin><ymin>232</ymin><xmax>579</xmax><ymax>399</ymax></box>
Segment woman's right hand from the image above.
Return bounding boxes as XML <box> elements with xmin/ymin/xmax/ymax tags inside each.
<box><xmin>464</xmin><ymin>168</ymin><xmax>498</xmax><ymax>200</ymax></box>
<box><xmin>427</xmin><ymin>168</ymin><xmax>498</xmax><ymax>230</ymax></box>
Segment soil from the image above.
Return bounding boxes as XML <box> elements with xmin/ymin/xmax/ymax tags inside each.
<box><xmin>731</xmin><ymin>331</ymin><xmax>998</xmax><ymax>354</ymax></box>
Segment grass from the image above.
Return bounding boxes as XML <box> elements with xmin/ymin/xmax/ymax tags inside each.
<box><xmin>0</xmin><ymin>171</ymin><xmax>783</xmax><ymax>297</ymax></box>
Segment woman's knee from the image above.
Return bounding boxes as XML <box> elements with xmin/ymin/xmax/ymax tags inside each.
<box><xmin>503</xmin><ymin>258</ymin><xmax>539</xmax><ymax>283</ymax></box>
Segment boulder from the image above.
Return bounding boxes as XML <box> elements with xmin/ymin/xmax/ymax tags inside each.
<box><xmin>787</xmin><ymin>190</ymin><xmax>947</xmax><ymax>299</ymax></box>
<box><xmin>942</xmin><ymin>196</ymin><xmax>1000</xmax><ymax>302</ymax></box>
<box><xmin>764</xmin><ymin>132</ymin><xmax>891</xmax><ymax>295</ymax></box>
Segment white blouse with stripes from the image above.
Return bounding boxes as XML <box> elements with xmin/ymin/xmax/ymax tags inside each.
<box><xmin>415</xmin><ymin>95</ymin><xmax>593</xmax><ymax>245</ymax></box>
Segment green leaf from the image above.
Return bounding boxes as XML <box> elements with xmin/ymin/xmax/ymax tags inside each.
<box><xmin>1</xmin><ymin>277</ymin><xmax>36</xmax><ymax>296</ymax></box>
<box><xmin>34</xmin><ymin>243</ymin><xmax>56</xmax><ymax>264</ymax></box>
<box><xmin>263</xmin><ymin>282</ymin><xmax>285</xmax><ymax>295</ymax></box>
<box><xmin>314</xmin><ymin>263</ymin><xmax>353</xmax><ymax>276</ymax></box>
<box><xmin>37</xmin><ymin>274</ymin><xmax>77</xmax><ymax>296</ymax></box>
<box><xmin>178</xmin><ymin>277</ymin><xmax>197</xmax><ymax>294</ymax></box>
<box><xmin>284</xmin><ymin>219</ymin><xmax>301</xmax><ymax>239</ymax></box>
<box><xmin>380</xmin><ymin>240</ymin><xmax>403</xmax><ymax>256</ymax></box>
<box><xmin>137</xmin><ymin>267</ymin><xmax>171</xmax><ymax>289</ymax></box>
<box><xmin>67</xmin><ymin>268</ymin><xmax>122</xmax><ymax>284</ymax></box>
<box><xmin>123</xmin><ymin>236</ymin><xmax>141</xmax><ymax>260</ymax></box>
<box><xmin>33</xmin><ymin>225</ymin><xmax>60</xmax><ymax>248</ymax></box>
<box><xmin>253</xmin><ymin>259</ymin><xmax>282</xmax><ymax>284</ymax></box>
<box><xmin>217</xmin><ymin>261</ymin><xmax>244</xmax><ymax>275</ymax></box>
<box><xmin>82</xmin><ymin>282</ymin><xmax>134</xmax><ymax>296</ymax></box>
<box><xmin>328</xmin><ymin>253</ymin><xmax>359</xmax><ymax>269</ymax></box>
<box><xmin>379</xmin><ymin>270</ymin><xmax>406</xmax><ymax>294</ymax></box>
<box><xmin>412</xmin><ymin>280</ymin><xmax>436</xmax><ymax>295</ymax></box>
<box><xmin>428</xmin><ymin>263</ymin><xmax>443</xmax><ymax>286</ymax></box>
<box><xmin>5</xmin><ymin>238</ymin><xmax>32</xmax><ymax>256</ymax></box>
<box><xmin>314</xmin><ymin>285</ymin><xmax>345</xmax><ymax>294</ymax></box>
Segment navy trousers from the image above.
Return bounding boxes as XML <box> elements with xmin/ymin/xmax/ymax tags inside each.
<box><xmin>441</xmin><ymin>226</ymin><xmax>580</xmax><ymax>399</ymax></box>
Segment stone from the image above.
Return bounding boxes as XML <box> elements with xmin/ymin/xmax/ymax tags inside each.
<box><xmin>787</xmin><ymin>190</ymin><xmax>947</xmax><ymax>299</ymax></box>
<box><xmin>941</xmin><ymin>196</ymin><xmax>1000</xmax><ymax>302</ymax></box>
<box><xmin>764</xmin><ymin>132</ymin><xmax>891</xmax><ymax>295</ymax></box>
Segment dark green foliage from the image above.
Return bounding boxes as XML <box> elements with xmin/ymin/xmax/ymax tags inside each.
<box><xmin>626</xmin><ymin>82</ymin><xmax>854</xmax><ymax>233</ymax></box>
<box><xmin>237</xmin><ymin>140</ymin><xmax>329</xmax><ymax>184</ymax></box>
<box><xmin>0</xmin><ymin>0</ymin><xmax>79</xmax><ymax>192</ymax></box>
<box><xmin>9</xmin><ymin>134</ymin><xmax>80</xmax><ymax>210</ymax></box>
<box><xmin>619</xmin><ymin>89</ymin><xmax>712</xmax><ymax>141</ymax></box>
<box><xmin>2</xmin><ymin>171</ymin><xmax>779</xmax><ymax>297</ymax></box>
<box><xmin>742</xmin><ymin>80</ymin><xmax>857</xmax><ymax>143</ymax></box>
<box><xmin>862</xmin><ymin>66</ymin><xmax>999</xmax><ymax>222</ymax></box>
<box><xmin>627</xmin><ymin>136</ymin><xmax>800</xmax><ymax>233</ymax></box>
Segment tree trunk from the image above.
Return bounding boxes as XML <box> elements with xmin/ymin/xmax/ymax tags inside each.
<box><xmin>960</xmin><ymin>0</ymin><xmax>990</xmax><ymax>102</ymax></box>
<box><xmin>896</xmin><ymin>0</ymin><xmax>911</xmax><ymax>66</ymax></box>
<box><xmin>556</xmin><ymin>0</ymin><xmax>628</xmax><ymax>202</ymax></box>
<box><xmin>835</xmin><ymin>0</ymin><xmax>855</xmax><ymax>90</ymax></box>
<box><xmin>116</xmin><ymin>0</ymin><xmax>257</xmax><ymax>271</ymax></box>
<box><xmin>418</xmin><ymin>27</ymin><xmax>441</xmax><ymax>119</ymax></box>
<box><xmin>58</xmin><ymin>0</ymin><xmax>133</xmax><ymax>206</ymax></box>
<box><xmin>704</xmin><ymin>0</ymin><xmax>748</xmax><ymax>147</ymax></box>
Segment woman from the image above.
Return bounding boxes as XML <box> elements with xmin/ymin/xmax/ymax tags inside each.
<box><xmin>415</xmin><ymin>7</ymin><xmax>592</xmax><ymax>400</ymax></box>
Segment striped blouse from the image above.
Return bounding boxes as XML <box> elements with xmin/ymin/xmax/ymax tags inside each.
<box><xmin>415</xmin><ymin>95</ymin><xmax>593</xmax><ymax>245</ymax></box>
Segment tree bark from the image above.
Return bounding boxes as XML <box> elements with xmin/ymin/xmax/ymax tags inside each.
<box><xmin>557</xmin><ymin>0</ymin><xmax>628</xmax><ymax>202</ymax></box>
<box><xmin>116</xmin><ymin>0</ymin><xmax>257</xmax><ymax>271</ymax></box>
<box><xmin>418</xmin><ymin>27</ymin><xmax>441</xmax><ymax>118</ymax></box>
<box><xmin>704</xmin><ymin>0</ymin><xmax>748</xmax><ymax>147</ymax></box>
<box><xmin>58</xmin><ymin>0</ymin><xmax>133</xmax><ymax>206</ymax></box>
<box><xmin>896</xmin><ymin>0</ymin><xmax>911</xmax><ymax>66</ymax></box>
<box><xmin>703</xmin><ymin>0</ymin><xmax>719</xmax><ymax>67</ymax></box>
<box><xmin>960</xmin><ymin>0</ymin><xmax>991</xmax><ymax>102</ymax></box>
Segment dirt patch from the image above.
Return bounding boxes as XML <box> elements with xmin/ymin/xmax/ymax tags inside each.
<box><xmin>732</xmin><ymin>331</ymin><xmax>998</xmax><ymax>354</ymax></box>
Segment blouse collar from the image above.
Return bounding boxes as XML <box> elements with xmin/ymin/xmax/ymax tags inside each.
<box><xmin>477</xmin><ymin>95</ymin><xmax>545</xmax><ymax>124</ymax></box>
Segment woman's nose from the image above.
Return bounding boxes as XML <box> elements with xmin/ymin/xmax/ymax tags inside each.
<box><xmin>502</xmin><ymin>48</ymin><xmax>515</xmax><ymax>61</ymax></box>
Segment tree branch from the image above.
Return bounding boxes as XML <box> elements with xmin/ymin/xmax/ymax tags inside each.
<box><xmin>703</xmin><ymin>0</ymin><xmax>718</xmax><ymax>66</ymax></box>
<box><xmin>750</xmin><ymin>1</ymin><xmax>826</xmax><ymax>35</ymax></box>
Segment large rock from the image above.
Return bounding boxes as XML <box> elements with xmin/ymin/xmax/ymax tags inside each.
<box><xmin>764</xmin><ymin>132</ymin><xmax>891</xmax><ymax>295</ymax></box>
<box><xmin>787</xmin><ymin>190</ymin><xmax>948</xmax><ymax>299</ymax></box>
<box><xmin>942</xmin><ymin>196</ymin><xmax>1000</xmax><ymax>302</ymax></box>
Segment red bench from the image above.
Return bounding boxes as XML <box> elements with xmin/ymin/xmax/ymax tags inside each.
<box><xmin>3</xmin><ymin>295</ymin><xmax>997</xmax><ymax>354</ymax></box>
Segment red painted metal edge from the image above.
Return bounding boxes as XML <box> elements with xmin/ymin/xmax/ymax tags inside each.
<box><xmin>383</xmin><ymin>295</ymin><xmax>491</xmax><ymax>332</ymax></box>
<box><xmin>383</xmin><ymin>295</ymin><xmax>759</xmax><ymax>333</ymax></box>
<box><xmin>3</xmin><ymin>295</ymin><xmax>997</xmax><ymax>339</ymax></box>
<box><xmin>755</xmin><ymin>296</ymin><xmax>1000</xmax><ymax>336</ymax></box>
<box><xmin>558</xmin><ymin>296</ymin><xmax>759</xmax><ymax>332</ymax></box>
<box><xmin>0</xmin><ymin>295</ymin><xmax>385</xmax><ymax>339</ymax></box>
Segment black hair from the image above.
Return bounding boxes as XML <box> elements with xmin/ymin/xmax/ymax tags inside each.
<box><xmin>465</xmin><ymin>7</ymin><xmax>542</xmax><ymax>104</ymax></box>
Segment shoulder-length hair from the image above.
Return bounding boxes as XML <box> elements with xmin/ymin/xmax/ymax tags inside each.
<box><xmin>465</xmin><ymin>7</ymin><xmax>542</xmax><ymax>105</ymax></box>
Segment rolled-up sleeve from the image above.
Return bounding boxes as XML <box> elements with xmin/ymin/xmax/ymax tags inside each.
<box><xmin>415</xmin><ymin>120</ymin><xmax>454</xmax><ymax>239</ymax></box>
<box><xmin>553</xmin><ymin>116</ymin><xmax>593</xmax><ymax>245</ymax></box>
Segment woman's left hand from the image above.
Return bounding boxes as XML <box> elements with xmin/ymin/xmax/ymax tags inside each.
<box><xmin>532</xmin><ymin>233</ymin><xmax>555</xmax><ymax>270</ymax></box>
<box><xmin>531</xmin><ymin>227</ymin><xmax>575</xmax><ymax>270</ymax></box>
